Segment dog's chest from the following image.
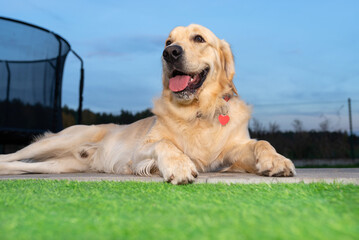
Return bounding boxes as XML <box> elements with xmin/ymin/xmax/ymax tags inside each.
<box><xmin>178</xmin><ymin>123</ymin><xmax>229</xmax><ymax>164</ymax></box>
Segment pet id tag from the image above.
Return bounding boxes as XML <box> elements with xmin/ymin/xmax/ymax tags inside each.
<box><xmin>218</xmin><ymin>114</ymin><xmax>230</xmax><ymax>126</ymax></box>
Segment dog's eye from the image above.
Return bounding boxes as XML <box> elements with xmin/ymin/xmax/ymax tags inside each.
<box><xmin>165</xmin><ymin>40</ymin><xmax>172</xmax><ymax>46</ymax></box>
<box><xmin>194</xmin><ymin>35</ymin><xmax>205</xmax><ymax>43</ymax></box>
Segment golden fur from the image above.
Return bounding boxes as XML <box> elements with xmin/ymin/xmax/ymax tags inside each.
<box><xmin>0</xmin><ymin>24</ymin><xmax>295</xmax><ymax>184</ymax></box>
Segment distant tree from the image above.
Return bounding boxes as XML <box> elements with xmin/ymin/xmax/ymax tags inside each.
<box><xmin>82</xmin><ymin>109</ymin><xmax>97</xmax><ymax>125</ymax></box>
<box><xmin>251</xmin><ymin>118</ymin><xmax>266</xmax><ymax>134</ymax></box>
<box><xmin>292</xmin><ymin>119</ymin><xmax>303</xmax><ymax>132</ymax></box>
<box><xmin>62</xmin><ymin>105</ymin><xmax>76</xmax><ymax>128</ymax></box>
<box><xmin>319</xmin><ymin>118</ymin><xmax>330</xmax><ymax>132</ymax></box>
<box><xmin>134</xmin><ymin>108</ymin><xmax>153</xmax><ymax>121</ymax></box>
<box><xmin>118</xmin><ymin>110</ymin><xmax>135</xmax><ymax>124</ymax></box>
<box><xmin>268</xmin><ymin>122</ymin><xmax>280</xmax><ymax>133</ymax></box>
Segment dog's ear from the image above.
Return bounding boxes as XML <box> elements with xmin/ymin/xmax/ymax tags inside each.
<box><xmin>220</xmin><ymin>40</ymin><xmax>235</xmax><ymax>80</ymax></box>
<box><xmin>220</xmin><ymin>40</ymin><xmax>237</xmax><ymax>95</ymax></box>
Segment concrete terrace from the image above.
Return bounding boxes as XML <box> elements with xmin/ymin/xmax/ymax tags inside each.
<box><xmin>1</xmin><ymin>168</ymin><xmax>358</xmax><ymax>184</ymax></box>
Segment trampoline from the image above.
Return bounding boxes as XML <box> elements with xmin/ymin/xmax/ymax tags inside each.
<box><xmin>0</xmin><ymin>16</ymin><xmax>84</xmax><ymax>145</ymax></box>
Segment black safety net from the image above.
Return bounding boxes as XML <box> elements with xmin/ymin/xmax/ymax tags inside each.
<box><xmin>0</xmin><ymin>17</ymin><xmax>83</xmax><ymax>145</ymax></box>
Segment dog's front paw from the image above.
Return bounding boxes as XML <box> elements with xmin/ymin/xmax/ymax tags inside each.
<box><xmin>159</xmin><ymin>155</ymin><xmax>198</xmax><ymax>185</ymax></box>
<box><xmin>256</xmin><ymin>153</ymin><xmax>296</xmax><ymax>177</ymax></box>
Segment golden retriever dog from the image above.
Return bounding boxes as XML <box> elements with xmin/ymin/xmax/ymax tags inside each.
<box><xmin>0</xmin><ymin>24</ymin><xmax>296</xmax><ymax>184</ymax></box>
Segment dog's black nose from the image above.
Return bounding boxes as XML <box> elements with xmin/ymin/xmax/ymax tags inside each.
<box><xmin>163</xmin><ymin>45</ymin><xmax>183</xmax><ymax>63</ymax></box>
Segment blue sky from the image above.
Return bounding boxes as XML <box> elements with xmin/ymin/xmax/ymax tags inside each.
<box><xmin>0</xmin><ymin>0</ymin><xmax>358</xmax><ymax>132</ymax></box>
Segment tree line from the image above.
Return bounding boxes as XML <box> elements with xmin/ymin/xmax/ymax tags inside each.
<box><xmin>62</xmin><ymin>106</ymin><xmax>358</xmax><ymax>160</ymax></box>
<box><xmin>62</xmin><ymin>105</ymin><xmax>153</xmax><ymax>127</ymax></box>
<box><xmin>250</xmin><ymin>118</ymin><xmax>358</xmax><ymax>160</ymax></box>
<box><xmin>1</xmin><ymin>99</ymin><xmax>357</xmax><ymax>160</ymax></box>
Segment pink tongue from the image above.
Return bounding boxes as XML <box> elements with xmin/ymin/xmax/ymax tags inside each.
<box><xmin>169</xmin><ymin>75</ymin><xmax>191</xmax><ymax>92</ymax></box>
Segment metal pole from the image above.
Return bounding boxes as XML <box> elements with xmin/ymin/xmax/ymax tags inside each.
<box><xmin>348</xmin><ymin>98</ymin><xmax>354</xmax><ymax>160</ymax></box>
<box><xmin>53</xmin><ymin>36</ymin><xmax>62</xmax><ymax>132</ymax></box>
<box><xmin>78</xmin><ymin>67</ymin><xmax>84</xmax><ymax>124</ymax></box>
<box><xmin>4</xmin><ymin>61</ymin><xmax>11</xmax><ymax>125</ymax></box>
<box><xmin>5</xmin><ymin>62</ymin><xmax>10</xmax><ymax>102</ymax></box>
<box><xmin>71</xmin><ymin>50</ymin><xmax>84</xmax><ymax>124</ymax></box>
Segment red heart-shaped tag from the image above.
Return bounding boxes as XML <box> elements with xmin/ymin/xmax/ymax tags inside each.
<box><xmin>218</xmin><ymin>114</ymin><xmax>230</xmax><ymax>126</ymax></box>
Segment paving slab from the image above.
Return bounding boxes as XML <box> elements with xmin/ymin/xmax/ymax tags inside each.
<box><xmin>0</xmin><ymin>168</ymin><xmax>358</xmax><ymax>184</ymax></box>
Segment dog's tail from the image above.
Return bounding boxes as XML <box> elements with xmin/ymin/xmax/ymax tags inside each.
<box><xmin>0</xmin><ymin>125</ymin><xmax>108</xmax><ymax>163</ymax></box>
<box><xmin>0</xmin><ymin>132</ymin><xmax>54</xmax><ymax>162</ymax></box>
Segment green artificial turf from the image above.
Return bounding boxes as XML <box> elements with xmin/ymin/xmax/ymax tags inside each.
<box><xmin>0</xmin><ymin>181</ymin><xmax>358</xmax><ymax>240</ymax></box>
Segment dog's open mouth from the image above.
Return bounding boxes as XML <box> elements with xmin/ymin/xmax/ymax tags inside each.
<box><xmin>169</xmin><ymin>67</ymin><xmax>209</xmax><ymax>94</ymax></box>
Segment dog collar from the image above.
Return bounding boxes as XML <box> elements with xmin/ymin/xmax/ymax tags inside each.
<box><xmin>219</xmin><ymin>94</ymin><xmax>231</xmax><ymax>126</ymax></box>
<box><xmin>223</xmin><ymin>94</ymin><xmax>231</xmax><ymax>102</ymax></box>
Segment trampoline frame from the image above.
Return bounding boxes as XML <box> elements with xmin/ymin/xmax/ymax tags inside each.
<box><xmin>0</xmin><ymin>16</ymin><xmax>84</xmax><ymax>144</ymax></box>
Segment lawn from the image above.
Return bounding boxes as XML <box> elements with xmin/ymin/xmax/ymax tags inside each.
<box><xmin>0</xmin><ymin>181</ymin><xmax>358</xmax><ymax>240</ymax></box>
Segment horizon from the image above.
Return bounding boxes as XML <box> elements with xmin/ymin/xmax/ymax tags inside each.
<box><xmin>61</xmin><ymin>103</ymin><xmax>359</xmax><ymax>136</ymax></box>
<box><xmin>0</xmin><ymin>0</ymin><xmax>358</xmax><ymax>133</ymax></box>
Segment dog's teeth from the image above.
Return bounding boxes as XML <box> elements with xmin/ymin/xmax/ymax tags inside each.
<box><xmin>190</xmin><ymin>78</ymin><xmax>194</xmax><ymax>82</ymax></box>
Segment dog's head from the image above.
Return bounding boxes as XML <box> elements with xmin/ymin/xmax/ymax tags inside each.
<box><xmin>162</xmin><ymin>24</ymin><xmax>237</xmax><ymax>105</ymax></box>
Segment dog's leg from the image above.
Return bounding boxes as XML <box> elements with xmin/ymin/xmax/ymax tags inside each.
<box><xmin>225</xmin><ymin>140</ymin><xmax>296</xmax><ymax>177</ymax></box>
<box><xmin>134</xmin><ymin>140</ymin><xmax>198</xmax><ymax>184</ymax></box>
<box><xmin>0</xmin><ymin>157</ymin><xmax>90</xmax><ymax>175</ymax></box>
<box><xmin>0</xmin><ymin>134</ymin><xmax>78</xmax><ymax>162</ymax></box>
